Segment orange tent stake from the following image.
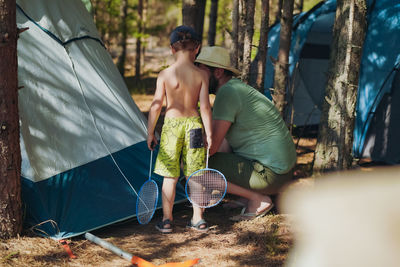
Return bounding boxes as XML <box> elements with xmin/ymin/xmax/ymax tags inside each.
<box><xmin>84</xmin><ymin>232</ymin><xmax>200</xmax><ymax>267</ymax></box>
<box><xmin>59</xmin><ymin>239</ymin><xmax>77</xmax><ymax>259</ymax></box>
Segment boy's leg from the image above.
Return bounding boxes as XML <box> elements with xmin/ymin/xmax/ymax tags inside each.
<box><xmin>192</xmin><ymin>206</ymin><xmax>205</xmax><ymax>226</ymax></box>
<box><xmin>161</xmin><ymin>177</ymin><xmax>178</xmax><ymax>225</ymax></box>
<box><xmin>183</xmin><ymin>117</ymin><xmax>208</xmax><ymax>230</ymax></box>
<box><xmin>189</xmin><ymin>175</ymin><xmax>206</xmax><ymax>228</ymax></box>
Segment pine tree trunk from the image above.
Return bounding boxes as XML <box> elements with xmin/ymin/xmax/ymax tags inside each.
<box><xmin>0</xmin><ymin>0</ymin><xmax>23</xmax><ymax>239</ymax></box>
<box><xmin>313</xmin><ymin>0</ymin><xmax>367</xmax><ymax>175</ymax></box>
<box><xmin>230</xmin><ymin>0</ymin><xmax>239</xmax><ymax>69</ymax></box>
<box><xmin>117</xmin><ymin>0</ymin><xmax>128</xmax><ymax>76</ymax></box>
<box><xmin>273</xmin><ymin>0</ymin><xmax>294</xmax><ymax>117</ymax></box>
<box><xmin>105</xmin><ymin>0</ymin><xmax>113</xmax><ymax>48</ymax></box>
<box><xmin>142</xmin><ymin>0</ymin><xmax>148</xmax><ymax>80</ymax></box>
<box><xmin>207</xmin><ymin>0</ymin><xmax>218</xmax><ymax>46</ymax></box>
<box><xmin>255</xmin><ymin>0</ymin><xmax>269</xmax><ymax>91</ymax></box>
<box><xmin>182</xmin><ymin>0</ymin><xmax>206</xmax><ymax>41</ymax></box>
<box><xmin>237</xmin><ymin>0</ymin><xmax>245</xmax><ymax>71</ymax></box>
<box><xmin>135</xmin><ymin>0</ymin><xmax>143</xmax><ymax>81</ymax></box>
<box><xmin>241</xmin><ymin>0</ymin><xmax>255</xmax><ymax>84</ymax></box>
<box><xmin>295</xmin><ymin>0</ymin><xmax>304</xmax><ymax>13</ymax></box>
<box><xmin>274</xmin><ymin>0</ymin><xmax>283</xmax><ymax>25</ymax></box>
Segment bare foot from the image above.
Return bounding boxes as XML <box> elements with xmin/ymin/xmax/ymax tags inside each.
<box><xmin>247</xmin><ymin>195</ymin><xmax>273</xmax><ymax>214</ymax></box>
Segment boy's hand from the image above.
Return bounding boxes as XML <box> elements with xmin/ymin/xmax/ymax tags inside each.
<box><xmin>147</xmin><ymin>133</ymin><xmax>158</xmax><ymax>150</ymax></box>
<box><xmin>206</xmin><ymin>136</ymin><xmax>212</xmax><ymax>151</ymax></box>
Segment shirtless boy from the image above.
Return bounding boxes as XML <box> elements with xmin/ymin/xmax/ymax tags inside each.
<box><xmin>147</xmin><ymin>26</ymin><xmax>212</xmax><ymax>233</ymax></box>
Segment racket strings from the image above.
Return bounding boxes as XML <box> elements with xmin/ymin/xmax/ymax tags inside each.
<box><xmin>187</xmin><ymin>170</ymin><xmax>226</xmax><ymax>207</ymax></box>
<box><xmin>137</xmin><ymin>181</ymin><xmax>158</xmax><ymax>224</ymax></box>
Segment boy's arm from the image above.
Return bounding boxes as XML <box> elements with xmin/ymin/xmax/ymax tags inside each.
<box><xmin>147</xmin><ymin>72</ymin><xmax>166</xmax><ymax>150</ymax></box>
<box><xmin>198</xmin><ymin>71</ymin><xmax>213</xmax><ymax>149</ymax></box>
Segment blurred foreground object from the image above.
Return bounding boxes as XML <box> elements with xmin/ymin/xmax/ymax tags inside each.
<box><xmin>281</xmin><ymin>166</ymin><xmax>400</xmax><ymax>267</ymax></box>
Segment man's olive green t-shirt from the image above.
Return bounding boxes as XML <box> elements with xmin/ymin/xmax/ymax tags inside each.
<box><xmin>213</xmin><ymin>78</ymin><xmax>296</xmax><ymax>174</ymax></box>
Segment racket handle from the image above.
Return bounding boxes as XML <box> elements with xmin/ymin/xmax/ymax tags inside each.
<box><xmin>206</xmin><ymin>147</ymin><xmax>209</xmax><ymax>168</ymax></box>
<box><xmin>149</xmin><ymin>149</ymin><xmax>153</xmax><ymax>179</ymax></box>
<box><xmin>85</xmin><ymin>232</ymin><xmax>133</xmax><ymax>262</ymax></box>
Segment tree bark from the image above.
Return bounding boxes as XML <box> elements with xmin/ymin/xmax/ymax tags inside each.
<box><xmin>295</xmin><ymin>0</ymin><xmax>304</xmax><ymax>14</ymax></box>
<box><xmin>254</xmin><ymin>0</ymin><xmax>269</xmax><ymax>91</ymax></box>
<box><xmin>313</xmin><ymin>0</ymin><xmax>367</xmax><ymax>175</ymax></box>
<box><xmin>274</xmin><ymin>0</ymin><xmax>283</xmax><ymax>25</ymax></box>
<box><xmin>241</xmin><ymin>0</ymin><xmax>255</xmax><ymax>84</ymax></box>
<box><xmin>237</xmin><ymin>0</ymin><xmax>245</xmax><ymax>71</ymax></box>
<box><xmin>105</xmin><ymin>0</ymin><xmax>114</xmax><ymax>48</ymax></box>
<box><xmin>230</xmin><ymin>0</ymin><xmax>239</xmax><ymax>69</ymax></box>
<box><xmin>142</xmin><ymin>0</ymin><xmax>148</xmax><ymax>80</ymax></box>
<box><xmin>272</xmin><ymin>0</ymin><xmax>294</xmax><ymax>117</ymax></box>
<box><xmin>135</xmin><ymin>0</ymin><xmax>143</xmax><ymax>81</ymax></box>
<box><xmin>207</xmin><ymin>0</ymin><xmax>218</xmax><ymax>46</ymax></box>
<box><xmin>0</xmin><ymin>0</ymin><xmax>23</xmax><ymax>239</ymax></box>
<box><xmin>182</xmin><ymin>0</ymin><xmax>206</xmax><ymax>42</ymax></box>
<box><xmin>117</xmin><ymin>0</ymin><xmax>128</xmax><ymax>76</ymax></box>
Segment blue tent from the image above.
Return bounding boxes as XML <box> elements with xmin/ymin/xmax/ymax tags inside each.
<box><xmin>263</xmin><ymin>0</ymin><xmax>400</xmax><ymax>163</ymax></box>
<box><xmin>17</xmin><ymin>0</ymin><xmax>186</xmax><ymax>239</ymax></box>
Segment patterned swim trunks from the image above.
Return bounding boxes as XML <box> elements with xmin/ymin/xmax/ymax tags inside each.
<box><xmin>154</xmin><ymin>116</ymin><xmax>206</xmax><ymax>177</ymax></box>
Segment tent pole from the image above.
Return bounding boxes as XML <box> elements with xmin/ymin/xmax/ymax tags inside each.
<box><xmin>85</xmin><ymin>232</ymin><xmax>133</xmax><ymax>262</ymax></box>
<box><xmin>84</xmin><ymin>232</ymin><xmax>200</xmax><ymax>266</ymax></box>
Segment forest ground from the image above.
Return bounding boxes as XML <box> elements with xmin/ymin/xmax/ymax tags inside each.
<box><xmin>0</xmin><ymin>47</ymin><xmax>365</xmax><ymax>267</ymax></box>
<box><xmin>0</xmin><ymin>136</ymin><xmax>314</xmax><ymax>267</ymax></box>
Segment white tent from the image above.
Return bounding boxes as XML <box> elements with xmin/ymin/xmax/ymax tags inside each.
<box><xmin>17</xmin><ymin>0</ymin><xmax>185</xmax><ymax>239</ymax></box>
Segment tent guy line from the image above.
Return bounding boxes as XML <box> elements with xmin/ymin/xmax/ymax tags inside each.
<box><xmin>68</xmin><ymin>48</ymin><xmax>141</xmax><ymax>199</ymax></box>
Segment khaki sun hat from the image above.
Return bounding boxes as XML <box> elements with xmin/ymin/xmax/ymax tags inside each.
<box><xmin>195</xmin><ymin>46</ymin><xmax>240</xmax><ymax>76</ymax></box>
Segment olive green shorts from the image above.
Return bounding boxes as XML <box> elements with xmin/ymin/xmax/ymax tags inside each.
<box><xmin>208</xmin><ymin>152</ymin><xmax>293</xmax><ymax>195</ymax></box>
<box><xmin>154</xmin><ymin>117</ymin><xmax>205</xmax><ymax>178</ymax></box>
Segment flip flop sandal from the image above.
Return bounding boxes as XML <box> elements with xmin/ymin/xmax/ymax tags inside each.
<box><xmin>155</xmin><ymin>219</ymin><xmax>173</xmax><ymax>233</ymax></box>
<box><xmin>186</xmin><ymin>219</ymin><xmax>209</xmax><ymax>232</ymax></box>
<box><xmin>229</xmin><ymin>203</ymin><xmax>274</xmax><ymax>222</ymax></box>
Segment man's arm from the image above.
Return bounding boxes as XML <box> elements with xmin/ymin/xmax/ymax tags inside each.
<box><xmin>210</xmin><ymin>119</ymin><xmax>231</xmax><ymax>156</ymax></box>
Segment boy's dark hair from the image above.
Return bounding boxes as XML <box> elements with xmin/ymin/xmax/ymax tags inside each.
<box><xmin>170</xmin><ymin>25</ymin><xmax>201</xmax><ymax>51</ymax></box>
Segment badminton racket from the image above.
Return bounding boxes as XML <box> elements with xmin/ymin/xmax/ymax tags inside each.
<box><xmin>185</xmin><ymin>148</ymin><xmax>227</xmax><ymax>208</ymax></box>
<box><xmin>136</xmin><ymin>149</ymin><xmax>159</xmax><ymax>224</ymax></box>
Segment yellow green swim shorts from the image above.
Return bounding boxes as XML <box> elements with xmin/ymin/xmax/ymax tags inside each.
<box><xmin>154</xmin><ymin>116</ymin><xmax>206</xmax><ymax>177</ymax></box>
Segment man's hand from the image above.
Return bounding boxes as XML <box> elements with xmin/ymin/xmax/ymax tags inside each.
<box><xmin>210</xmin><ymin>120</ymin><xmax>231</xmax><ymax>156</ymax></box>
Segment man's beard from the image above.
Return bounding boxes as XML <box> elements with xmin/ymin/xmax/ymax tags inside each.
<box><xmin>209</xmin><ymin>74</ymin><xmax>218</xmax><ymax>94</ymax></box>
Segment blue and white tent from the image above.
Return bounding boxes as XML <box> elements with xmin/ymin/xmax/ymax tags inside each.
<box><xmin>263</xmin><ymin>0</ymin><xmax>400</xmax><ymax>163</ymax></box>
<box><xmin>17</xmin><ymin>0</ymin><xmax>185</xmax><ymax>239</ymax></box>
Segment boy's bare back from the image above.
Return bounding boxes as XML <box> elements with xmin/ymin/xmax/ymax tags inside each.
<box><xmin>158</xmin><ymin>61</ymin><xmax>208</xmax><ymax>118</ymax></box>
<box><xmin>147</xmin><ymin>25</ymin><xmax>212</xmax><ymax>150</ymax></box>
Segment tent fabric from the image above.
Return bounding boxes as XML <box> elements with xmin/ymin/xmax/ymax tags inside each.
<box><xmin>17</xmin><ymin>0</ymin><xmax>186</xmax><ymax>239</ymax></box>
<box><xmin>353</xmin><ymin>1</ymin><xmax>400</xmax><ymax>160</ymax></box>
<box><xmin>263</xmin><ymin>0</ymin><xmax>400</xmax><ymax>163</ymax></box>
<box><xmin>264</xmin><ymin>0</ymin><xmax>336</xmax><ymax>125</ymax></box>
<box><xmin>362</xmin><ymin>68</ymin><xmax>400</xmax><ymax>162</ymax></box>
